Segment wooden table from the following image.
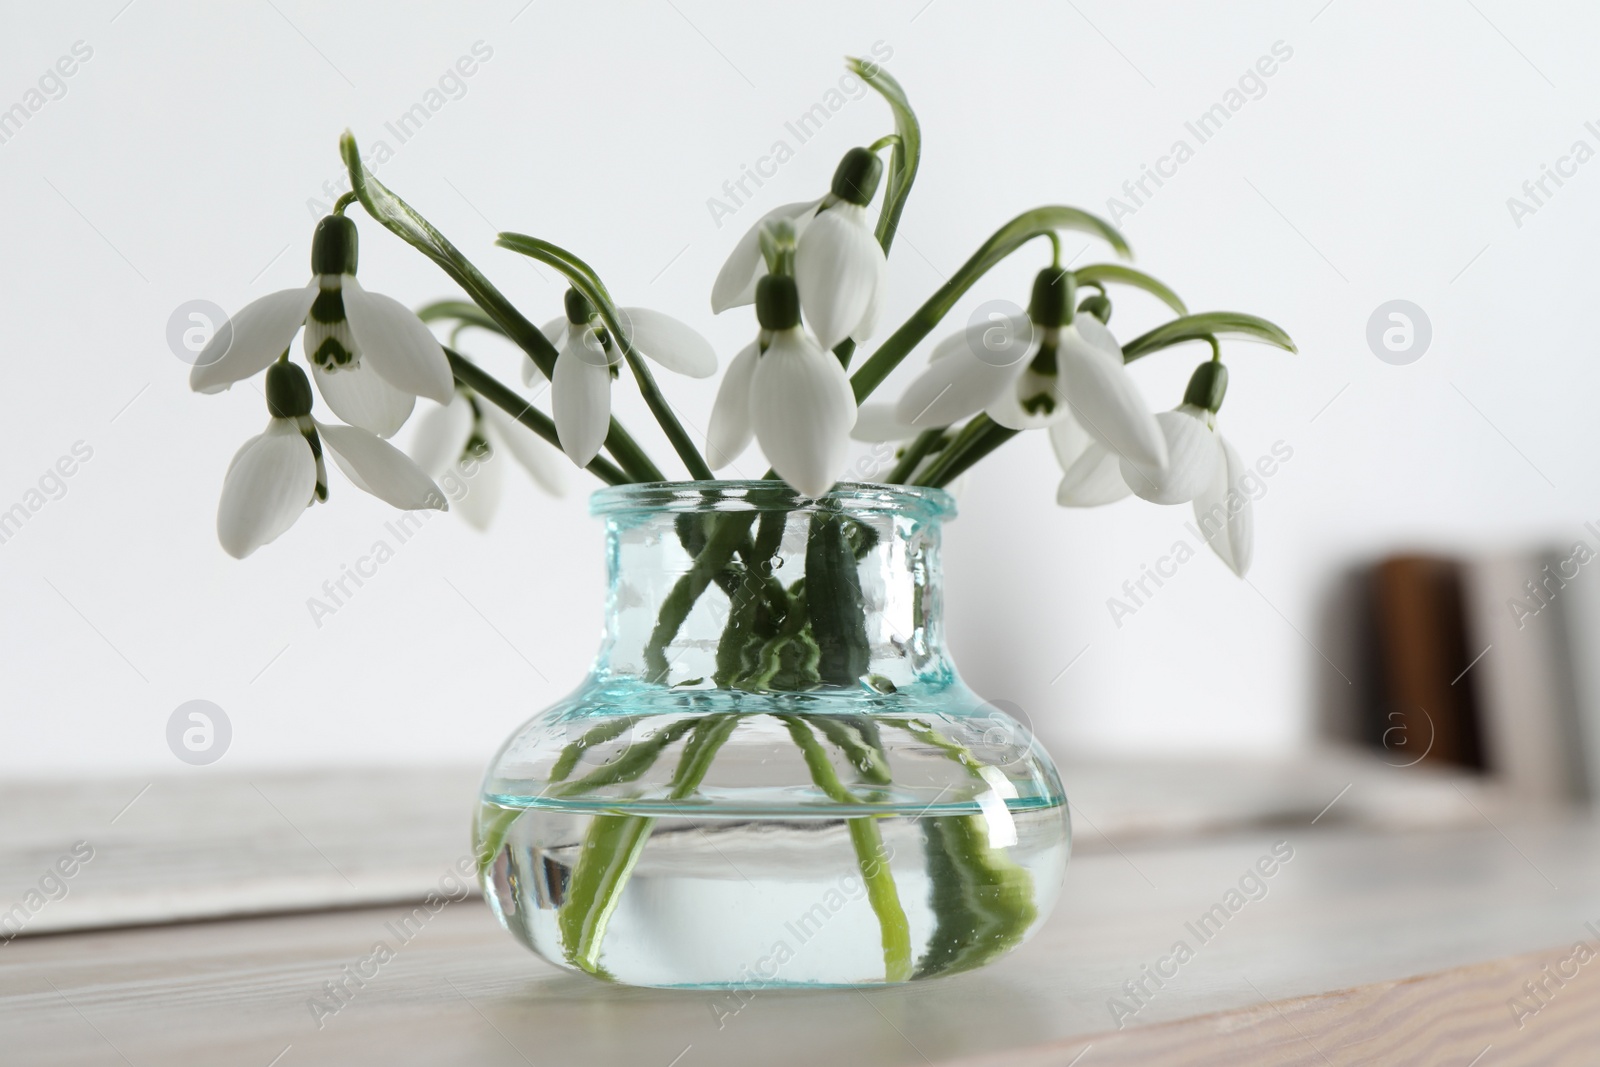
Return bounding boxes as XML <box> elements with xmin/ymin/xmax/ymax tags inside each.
<box><xmin>7</xmin><ymin>808</ymin><xmax>1599</xmax><ymax>1065</ymax></box>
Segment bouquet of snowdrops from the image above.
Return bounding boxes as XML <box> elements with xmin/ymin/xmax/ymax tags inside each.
<box><xmin>191</xmin><ymin>58</ymin><xmax>1291</xmax><ymax>574</ymax></box>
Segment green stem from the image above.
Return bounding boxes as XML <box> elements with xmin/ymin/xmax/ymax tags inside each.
<box><xmin>337</xmin><ymin>134</ymin><xmax>663</xmax><ymax>482</ymax></box>
<box><xmin>848</xmin><ymin>206</ymin><xmax>1129</xmax><ymax>406</ymax></box>
<box><xmin>495</xmin><ymin>233</ymin><xmax>715</xmax><ymax>480</ymax></box>
<box><xmin>643</xmin><ymin>513</ymin><xmax>758</xmax><ymax>682</ymax></box>
<box><xmin>445</xmin><ymin>349</ymin><xmax>629</xmax><ymax>486</ymax></box>
<box><xmin>884</xmin><ymin>428</ymin><xmax>945</xmax><ymax>484</ymax></box>
<box><xmin>779</xmin><ymin>715</ymin><xmax>912</xmax><ymax>982</ymax></box>
<box><xmin>913</xmin><ymin>415</ymin><xmax>1018</xmax><ymax>489</ymax></box>
<box><xmin>559</xmin><ymin>715</ymin><xmax>740</xmax><ymax>976</ymax></box>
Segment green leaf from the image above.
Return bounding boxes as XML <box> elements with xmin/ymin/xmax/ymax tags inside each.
<box><xmin>339</xmin><ymin>133</ymin><xmax>557</xmax><ymax>377</ymax></box>
<box><xmin>1122</xmin><ymin>311</ymin><xmax>1298</xmax><ymax>363</ymax></box>
<box><xmin>850</xmin><ymin>205</ymin><xmax>1130</xmax><ymax>404</ymax></box>
<box><xmin>339</xmin><ymin>133</ymin><xmax>663</xmax><ymax>482</ymax></box>
<box><xmin>1071</xmin><ymin>264</ymin><xmax>1187</xmax><ymax>315</ymax></box>
<box><xmin>850</xmin><ymin>57</ymin><xmax>920</xmax><ymax>254</ymax></box>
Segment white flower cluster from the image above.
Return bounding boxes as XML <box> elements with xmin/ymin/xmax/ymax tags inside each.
<box><xmin>195</xmin><ymin>66</ymin><xmax>1287</xmax><ymax>578</ymax></box>
<box><xmin>191</xmin><ymin>214</ymin><xmax>567</xmax><ymax>555</ymax></box>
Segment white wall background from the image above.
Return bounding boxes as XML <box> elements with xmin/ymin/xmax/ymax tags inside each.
<box><xmin>2</xmin><ymin>0</ymin><xmax>1595</xmax><ymax>774</ymax></box>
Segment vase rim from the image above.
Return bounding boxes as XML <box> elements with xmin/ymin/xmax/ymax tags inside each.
<box><xmin>589</xmin><ymin>479</ymin><xmax>957</xmax><ymax>521</ymax></box>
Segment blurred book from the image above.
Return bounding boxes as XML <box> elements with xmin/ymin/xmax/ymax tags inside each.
<box><xmin>1362</xmin><ymin>545</ymin><xmax>1599</xmax><ymax>804</ymax></box>
<box><xmin>1367</xmin><ymin>556</ymin><xmax>1484</xmax><ymax>770</ymax></box>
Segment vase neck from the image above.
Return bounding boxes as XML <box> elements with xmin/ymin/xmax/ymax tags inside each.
<box><xmin>587</xmin><ymin>482</ymin><xmax>958</xmax><ymax>693</ymax></box>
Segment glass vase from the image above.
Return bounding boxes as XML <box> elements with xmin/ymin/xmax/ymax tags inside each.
<box><xmin>475</xmin><ymin>480</ymin><xmax>1070</xmax><ymax>987</ymax></box>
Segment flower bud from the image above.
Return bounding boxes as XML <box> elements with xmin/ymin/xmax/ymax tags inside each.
<box><xmin>564</xmin><ymin>287</ymin><xmax>596</xmax><ymax>325</ymax></box>
<box><xmin>1027</xmin><ymin>267</ymin><xmax>1075</xmax><ymax>329</ymax></box>
<box><xmin>829</xmin><ymin>147</ymin><xmax>883</xmax><ymax>207</ymax></box>
<box><xmin>310</xmin><ymin>214</ymin><xmax>359</xmax><ymax>276</ymax></box>
<box><xmin>755</xmin><ymin>275</ymin><xmax>801</xmax><ymax>331</ymax></box>
<box><xmin>1182</xmin><ymin>360</ymin><xmax>1229</xmax><ymax>413</ymax></box>
<box><xmin>266</xmin><ymin>360</ymin><xmax>314</xmax><ymax>418</ymax></box>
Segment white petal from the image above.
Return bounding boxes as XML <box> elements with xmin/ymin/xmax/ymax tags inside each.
<box><xmin>986</xmin><ymin>367</ymin><xmax>1077</xmax><ymax>431</ymax></box>
<box><xmin>1057</xmin><ymin>441</ymin><xmax>1132</xmax><ymax>507</ymax></box>
<box><xmin>409</xmin><ymin>394</ymin><xmax>475</xmax><ymax>478</ymax></box>
<box><xmin>851</xmin><ymin>249</ymin><xmax>890</xmax><ymax>345</ymax></box>
<box><xmin>552</xmin><ymin>342</ymin><xmax>613</xmax><ymax>466</ymax></box>
<box><xmin>481</xmin><ymin>404</ymin><xmax>567</xmax><ymax>496</ymax></box>
<box><xmin>619</xmin><ymin>307</ymin><xmax>717</xmax><ymax>378</ymax></box>
<box><xmin>341</xmin><ymin>276</ymin><xmax>454</xmax><ymax>404</ymax></box>
<box><xmin>1057</xmin><ymin>323</ymin><xmax>1167</xmax><ymax>473</ymax></box>
<box><xmin>1122</xmin><ymin>406</ymin><xmax>1218</xmax><ymax>504</ymax></box>
<box><xmin>1193</xmin><ymin>436</ymin><xmax>1254</xmax><ymax>576</ymax></box>
<box><xmin>311</xmin><ymin>360</ymin><xmax>415</xmax><ymax>438</ymax></box>
<box><xmin>710</xmin><ymin>199</ymin><xmax>821</xmax><ymax>313</ymax></box>
<box><xmin>894</xmin><ymin>329</ymin><xmax>1032</xmax><ymax>428</ymax></box>
<box><xmin>795</xmin><ymin>204</ymin><xmax>886</xmax><ymax>350</ymax></box>
<box><xmin>526</xmin><ymin>318</ymin><xmax>565</xmax><ymax>386</ymax></box>
<box><xmin>453</xmin><ymin>447</ymin><xmax>505</xmax><ymax>530</ymax></box>
<box><xmin>851</xmin><ymin>402</ymin><xmax>916</xmax><ymax>443</ymax></box>
<box><xmin>216</xmin><ymin>420</ymin><xmax>316</xmax><ymax>558</ymax></box>
<box><xmin>315</xmin><ymin>419</ymin><xmax>448</xmax><ymax>510</ymax></box>
<box><xmin>706</xmin><ymin>340</ymin><xmax>759</xmax><ymax>470</ymax></box>
<box><xmin>1048</xmin><ymin>411</ymin><xmax>1093</xmax><ymax>469</ymax></box>
<box><xmin>1073</xmin><ymin>313</ymin><xmax>1121</xmax><ymax>356</ymax></box>
<box><xmin>190</xmin><ymin>284</ymin><xmax>317</xmax><ymax>394</ymax></box>
<box><xmin>750</xmin><ymin>329</ymin><xmax>857</xmax><ymax>496</ymax></box>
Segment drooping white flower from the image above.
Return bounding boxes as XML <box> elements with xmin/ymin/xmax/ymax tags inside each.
<box><xmin>794</xmin><ymin>148</ymin><xmax>889</xmax><ymax>349</ymax></box>
<box><xmin>1119</xmin><ymin>360</ymin><xmax>1254</xmax><ymax>575</ymax></box>
<box><xmin>710</xmin><ymin>201</ymin><xmax>822</xmax><ymax>313</ymax></box>
<box><xmin>543</xmin><ymin>289</ymin><xmax>716</xmax><ymax>467</ymax></box>
<box><xmin>191</xmin><ymin>215</ymin><xmax>453</xmax><ymax>439</ymax></box>
<box><xmin>895</xmin><ymin>269</ymin><xmax>1167</xmax><ymax>476</ymax></box>
<box><xmin>1120</xmin><ymin>404</ymin><xmax>1220</xmax><ymax>504</ymax></box>
<box><xmin>217</xmin><ymin>362</ymin><xmax>445</xmax><ymax>558</ymax></box>
<box><xmin>410</xmin><ymin>391</ymin><xmax>566</xmax><ymax>531</ymax></box>
<box><xmin>706</xmin><ymin>275</ymin><xmax>856</xmax><ymax>496</ymax></box>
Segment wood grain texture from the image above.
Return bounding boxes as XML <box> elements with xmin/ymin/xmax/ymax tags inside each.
<box><xmin>5</xmin><ymin>818</ymin><xmax>1599</xmax><ymax>1066</ymax></box>
<box><xmin>953</xmin><ymin>949</ymin><xmax>1600</xmax><ymax>1066</ymax></box>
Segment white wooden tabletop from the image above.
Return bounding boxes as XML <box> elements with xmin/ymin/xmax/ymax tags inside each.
<box><xmin>6</xmin><ymin>815</ymin><xmax>1598</xmax><ymax>1065</ymax></box>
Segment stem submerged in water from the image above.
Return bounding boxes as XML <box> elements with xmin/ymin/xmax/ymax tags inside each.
<box><xmin>780</xmin><ymin>715</ymin><xmax>912</xmax><ymax>982</ymax></box>
<box><xmin>558</xmin><ymin>714</ymin><xmax>742</xmax><ymax>977</ymax></box>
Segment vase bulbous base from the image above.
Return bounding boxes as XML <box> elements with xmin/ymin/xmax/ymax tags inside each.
<box><xmin>476</xmin><ymin>683</ymin><xmax>1070</xmax><ymax>988</ymax></box>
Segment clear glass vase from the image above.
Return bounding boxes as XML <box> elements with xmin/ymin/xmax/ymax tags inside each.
<box><xmin>475</xmin><ymin>481</ymin><xmax>1070</xmax><ymax>987</ymax></box>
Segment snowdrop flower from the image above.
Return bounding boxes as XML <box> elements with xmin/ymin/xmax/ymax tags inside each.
<box><xmin>710</xmin><ymin>147</ymin><xmax>887</xmax><ymax>349</ymax></box>
<box><xmin>795</xmin><ymin>147</ymin><xmax>889</xmax><ymax>349</ymax></box>
<box><xmin>710</xmin><ymin>200</ymin><xmax>823</xmax><ymax>314</ymax></box>
<box><xmin>217</xmin><ymin>362</ymin><xmax>446</xmax><ymax>559</ymax></box>
<box><xmin>895</xmin><ymin>268</ymin><xmax>1167</xmax><ymax>475</ymax></box>
<box><xmin>191</xmin><ymin>215</ymin><xmax>453</xmax><ymax>438</ymax></box>
<box><xmin>543</xmin><ymin>288</ymin><xmax>716</xmax><ymax>468</ymax></box>
<box><xmin>1118</xmin><ymin>362</ymin><xmax>1232</xmax><ymax>505</ymax></box>
<box><xmin>705</xmin><ymin>275</ymin><xmax>856</xmax><ymax>496</ymax></box>
<box><xmin>410</xmin><ymin>390</ymin><xmax>566</xmax><ymax>530</ymax></box>
<box><xmin>1119</xmin><ymin>360</ymin><xmax>1254</xmax><ymax>575</ymax></box>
